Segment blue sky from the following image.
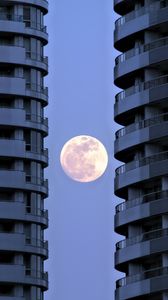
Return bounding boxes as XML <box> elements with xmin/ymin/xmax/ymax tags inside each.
<box><xmin>45</xmin><ymin>1</ymin><xmax>120</xmax><ymax>299</ymax></box>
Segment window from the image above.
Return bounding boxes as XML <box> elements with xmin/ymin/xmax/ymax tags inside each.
<box><xmin>160</xmin><ymin>0</ymin><xmax>168</xmax><ymax>8</ymax></box>
<box><xmin>25</xmin><ymin>192</ymin><xmax>31</xmax><ymax>213</ymax></box>
<box><xmin>23</xmin><ymin>7</ymin><xmax>31</xmax><ymax>27</ymax></box>
<box><xmin>0</xmin><ymin>221</ymin><xmax>14</xmax><ymax>233</ymax></box>
<box><xmin>0</xmin><ymin>6</ymin><xmax>11</xmax><ymax>20</ymax></box>
<box><xmin>24</xmin><ymin>38</ymin><xmax>31</xmax><ymax>58</ymax></box>
<box><xmin>24</xmin><ymin>130</ymin><xmax>31</xmax><ymax>151</ymax></box>
<box><xmin>24</xmin><ymin>254</ymin><xmax>31</xmax><ymax>275</ymax></box>
<box><xmin>0</xmin><ymin>191</ymin><xmax>12</xmax><ymax>202</ymax></box>
<box><xmin>0</xmin><ymin>285</ymin><xmax>13</xmax><ymax>295</ymax></box>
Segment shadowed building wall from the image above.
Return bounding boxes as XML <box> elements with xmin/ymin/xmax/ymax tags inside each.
<box><xmin>0</xmin><ymin>1</ymin><xmax>48</xmax><ymax>299</ymax></box>
<box><xmin>114</xmin><ymin>0</ymin><xmax>168</xmax><ymax>299</ymax></box>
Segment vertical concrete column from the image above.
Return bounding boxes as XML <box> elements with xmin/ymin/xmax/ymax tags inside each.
<box><xmin>162</xmin><ymin>177</ymin><xmax>168</xmax><ymax>190</ymax></box>
<box><xmin>14</xmin><ymin>285</ymin><xmax>23</xmax><ymax>297</ymax></box>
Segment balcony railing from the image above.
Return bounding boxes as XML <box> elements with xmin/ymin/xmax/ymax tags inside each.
<box><xmin>26</xmin><ymin>83</ymin><xmax>48</xmax><ymax>96</ymax></box>
<box><xmin>115</xmin><ymin>0</ymin><xmax>167</xmax><ymax>27</ymax></box>
<box><xmin>0</xmin><ymin>43</ymin><xmax>48</xmax><ymax>65</ymax></box>
<box><xmin>115</xmin><ymin>112</ymin><xmax>168</xmax><ymax>139</ymax></box>
<box><xmin>24</xmin><ymin>20</ymin><xmax>47</xmax><ymax>33</ymax></box>
<box><xmin>26</xmin><ymin>113</ymin><xmax>48</xmax><ymax>127</ymax></box>
<box><xmin>0</xmin><ymin>14</ymin><xmax>47</xmax><ymax>33</ymax></box>
<box><xmin>26</xmin><ymin>51</ymin><xmax>48</xmax><ymax>65</ymax></box>
<box><xmin>116</xmin><ymin>189</ymin><xmax>168</xmax><ymax>213</ymax></box>
<box><xmin>116</xmin><ymin>266</ymin><xmax>168</xmax><ymax>288</ymax></box>
<box><xmin>116</xmin><ymin>151</ymin><xmax>168</xmax><ymax>176</ymax></box>
<box><xmin>25</xmin><ymin>237</ymin><xmax>48</xmax><ymax>250</ymax></box>
<box><xmin>0</xmin><ymin>76</ymin><xmax>48</xmax><ymax>97</ymax></box>
<box><xmin>26</xmin><ymin>175</ymin><xmax>48</xmax><ymax>188</ymax></box>
<box><xmin>25</xmin><ymin>144</ymin><xmax>48</xmax><ymax>158</ymax></box>
<box><xmin>116</xmin><ymin>227</ymin><xmax>168</xmax><ymax>250</ymax></box>
<box><xmin>26</xmin><ymin>207</ymin><xmax>48</xmax><ymax>219</ymax></box>
<box><xmin>115</xmin><ymin>74</ymin><xmax>168</xmax><ymax>102</ymax></box>
<box><xmin>115</xmin><ymin>36</ymin><xmax>168</xmax><ymax>65</ymax></box>
<box><xmin>25</xmin><ymin>268</ymin><xmax>48</xmax><ymax>281</ymax></box>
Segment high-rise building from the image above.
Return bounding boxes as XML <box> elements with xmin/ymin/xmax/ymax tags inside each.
<box><xmin>0</xmin><ymin>1</ymin><xmax>48</xmax><ymax>299</ymax></box>
<box><xmin>114</xmin><ymin>0</ymin><xmax>168</xmax><ymax>299</ymax></box>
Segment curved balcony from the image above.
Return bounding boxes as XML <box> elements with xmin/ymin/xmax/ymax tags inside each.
<box><xmin>115</xmin><ymin>113</ymin><xmax>168</xmax><ymax>140</ymax></box>
<box><xmin>115</xmin><ymin>190</ymin><xmax>168</xmax><ymax>235</ymax></box>
<box><xmin>116</xmin><ymin>190</ymin><xmax>168</xmax><ymax>214</ymax></box>
<box><xmin>117</xmin><ymin>266</ymin><xmax>168</xmax><ymax>288</ymax></box>
<box><xmin>0</xmin><ymin>108</ymin><xmax>48</xmax><ymax>135</ymax></box>
<box><xmin>114</xmin><ymin>113</ymin><xmax>168</xmax><ymax>159</ymax></box>
<box><xmin>116</xmin><ymin>151</ymin><xmax>168</xmax><ymax>176</ymax></box>
<box><xmin>114</xmin><ymin>75</ymin><xmax>168</xmax><ymax>124</ymax></box>
<box><xmin>115</xmin><ymin>234</ymin><xmax>168</xmax><ymax>271</ymax></box>
<box><xmin>26</xmin><ymin>175</ymin><xmax>48</xmax><ymax>196</ymax></box>
<box><xmin>26</xmin><ymin>147</ymin><xmax>48</xmax><ymax>167</ymax></box>
<box><xmin>25</xmin><ymin>51</ymin><xmax>48</xmax><ymax>74</ymax></box>
<box><xmin>25</xmin><ymin>113</ymin><xmax>48</xmax><ymax>136</ymax></box>
<box><xmin>25</xmin><ymin>209</ymin><xmax>48</xmax><ymax>228</ymax></box>
<box><xmin>26</xmin><ymin>83</ymin><xmax>48</xmax><ymax>103</ymax></box>
<box><xmin>25</xmin><ymin>238</ymin><xmax>48</xmax><ymax>258</ymax></box>
<box><xmin>116</xmin><ymin>227</ymin><xmax>168</xmax><ymax>250</ymax></box>
<box><xmin>25</xmin><ymin>269</ymin><xmax>48</xmax><ymax>290</ymax></box>
<box><xmin>116</xmin><ymin>37</ymin><xmax>168</xmax><ymax>65</ymax></box>
<box><xmin>1</xmin><ymin>0</ymin><xmax>48</xmax><ymax>15</ymax></box>
<box><xmin>0</xmin><ymin>45</ymin><xmax>48</xmax><ymax>74</ymax></box>
<box><xmin>115</xmin><ymin>151</ymin><xmax>168</xmax><ymax>197</ymax></box>
<box><xmin>0</xmin><ymin>200</ymin><xmax>48</xmax><ymax>227</ymax></box>
<box><xmin>0</xmin><ymin>14</ymin><xmax>48</xmax><ymax>44</ymax></box>
<box><xmin>116</xmin><ymin>75</ymin><xmax>168</xmax><ymax>103</ymax></box>
<box><xmin>0</xmin><ymin>264</ymin><xmax>48</xmax><ymax>290</ymax></box>
<box><xmin>0</xmin><ymin>233</ymin><xmax>48</xmax><ymax>258</ymax></box>
<box><xmin>116</xmin><ymin>266</ymin><xmax>168</xmax><ymax>299</ymax></box>
<box><xmin>0</xmin><ymin>76</ymin><xmax>48</xmax><ymax>104</ymax></box>
<box><xmin>0</xmin><ymin>170</ymin><xmax>48</xmax><ymax>196</ymax></box>
<box><xmin>114</xmin><ymin>37</ymin><xmax>168</xmax><ymax>87</ymax></box>
<box><xmin>114</xmin><ymin>2</ymin><xmax>168</xmax><ymax>51</ymax></box>
<box><xmin>0</xmin><ymin>138</ymin><xmax>48</xmax><ymax>167</ymax></box>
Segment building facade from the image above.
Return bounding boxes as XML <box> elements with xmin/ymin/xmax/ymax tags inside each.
<box><xmin>0</xmin><ymin>0</ymin><xmax>48</xmax><ymax>299</ymax></box>
<box><xmin>114</xmin><ymin>0</ymin><xmax>168</xmax><ymax>299</ymax></box>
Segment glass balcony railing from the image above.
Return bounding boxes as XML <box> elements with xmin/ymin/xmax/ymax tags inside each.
<box><xmin>115</xmin><ymin>112</ymin><xmax>168</xmax><ymax>139</ymax></box>
<box><xmin>115</xmin><ymin>74</ymin><xmax>168</xmax><ymax>102</ymax></box>
<box><xmin>116</xmin><ymin>266</ymin><xmax>168</xmax><ymax>288</ymax></box>
<box><xmin>116</xmin><ymin>227</ymin><xmax>168</xmax><ymax>250</ymax></box>
<box><xmin>116</xmin><ymin>151</ymin><xmax>168</xmax><ymax>176</ymax></box>
<box><xmin>116</xmin><ymin>189</ymin><xmax>168</xmax><ymax>213</ymax></box>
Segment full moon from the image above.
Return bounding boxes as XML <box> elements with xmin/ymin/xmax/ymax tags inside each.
<box><xmin>60</xmin><ymin>135</ymin><xmax>108</xmax><ymax>182</ymax></box>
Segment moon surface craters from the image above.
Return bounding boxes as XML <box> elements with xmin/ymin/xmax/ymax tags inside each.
<box><xmin>60</xmin><ymin>135</ymin><xmax>108</xmax><ymax>183</ymax></box>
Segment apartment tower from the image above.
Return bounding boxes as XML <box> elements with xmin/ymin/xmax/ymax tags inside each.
<box><xmin>0</xmin><ymin>1</ymin><xmax>48</xmax><ymax>299</ymax></box>
<box><xmin>114</xmin><ymin>0</ymin><xmax>168</xmax><ymax>299</ymax></box>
